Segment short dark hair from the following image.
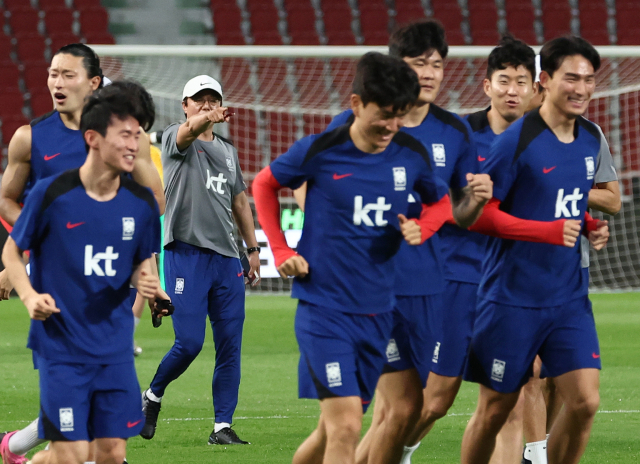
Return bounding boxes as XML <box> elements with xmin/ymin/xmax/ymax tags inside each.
<box><xmin>539</xmin><ymin>36</ymin><xmax>600</xmax><ymax>77</ymax></box>
<box><xmin>80</xmin><ymin>80</ymin><xmax>156</xmax><ymax>140</ymax></box>
<box><xmin>486</xmin><ymin>35</ymin><xmax>536</xmax><ymax>80</ymax></box>
<box><xmin>388</xmin><ymin>19</ymin><xmax>448</xmax><ymax>60</ymax></box>
<box><xmin>54</xmin><ymin>43</ymin><xmax>105</xmax><ymax>88</ymax></box>
<box><xmin>352</xmin><ymin>52</ymin><xmax>420</xmax><ymax>113</ymax></box>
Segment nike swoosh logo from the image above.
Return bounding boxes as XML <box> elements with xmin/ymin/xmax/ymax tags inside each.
<box><xmin>66</xmin><ymin>221</ymin><xmax>85</xmax><ymax>229</ymax></box>
<box><xmin>477</xmin><ymin>156</ymin><xmax>486</xmax><ymax>162</ymax></box>
<box><xmin>333</xmin><ymin>173</ymin><xmax>353</xmax><ymax>180</ymax></box>
<box><xmin>237</xmin><ymin>272</ymin><xmax>244</xmax><ymax>277</ymax></box>
<box><xmin>127</xmin><ymin>419</ymin><xmax>142</xmax><ymax>428</ymax></box>
<box><xmin>543</xmin><ymin>166</ymin><xmax>556</xmax><ymax>174</ymax></box>
<box><xmin>592</xmin><ymin>353</ymin><xmax>600</xmax><ymax>359</ymax></box>
<box><xmin>44</xmin><ymin>153</ymin><xmax>61</xmax><ymax>161</ymax></box>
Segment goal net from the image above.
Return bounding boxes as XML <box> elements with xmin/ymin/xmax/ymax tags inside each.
<box><xmin>91</xmin><ymin>45</ymin><xmax>640</xmax><ymax>293</ymax></box>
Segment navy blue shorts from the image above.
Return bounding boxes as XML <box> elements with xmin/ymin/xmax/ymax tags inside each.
<box><xmin>296</xmin><ymin>301</ymin><xmax>394</xmax><ymax>412</ymax></box>
<box><xmin>464</xmin><ymin>295</ymin><xmax>601</xmax><ymax>393</ymax></box>
<box><xmin>37</xmin><ymin>359</ymin><xmax>144</xmax><ymax>441</ymax></box>
<box><xmin>383</xmin><ymin>294</ymin><xmax>442</xmax><ymax>386</ymax></box>
<box><xmin>430</xmin><ymin>280</ymin><xmax>478</xmax><ymax>377</ymax></box>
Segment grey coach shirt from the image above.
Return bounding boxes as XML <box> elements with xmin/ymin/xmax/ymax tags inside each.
<box><xmin>162</xmin><ymin>123</ymin><xmax>246</xmax><ymax>258</ymax></box>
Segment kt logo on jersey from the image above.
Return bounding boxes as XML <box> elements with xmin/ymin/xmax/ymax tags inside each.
<box><xmin>84</xmin><ymin>245</ymin><xmax>119</xmax><ymax>276</ymax></box>
<box><xmin>555</xmin><ymin>188</ymin><xmax>583</xmax><ymax>218</ymax></box>
<box><xmin>353</xmin><ymin>196</ymin><xmax>391</xmax><ymax>226</ymax></box>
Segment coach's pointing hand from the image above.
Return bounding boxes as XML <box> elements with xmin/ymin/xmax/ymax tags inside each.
<box><xmin>206</xmin><ymin>107</ymin><xmax>233</xmax><ymax>124</ymax></box>
<box><xmin>563</xmin><ymin>219</ymin><xmax>582</xmax><ymax>247</ymax></box>
<box><xmin>277</xmin><ymin>254</ymin><xmax>309</xmax><ymax>279</ymax></box>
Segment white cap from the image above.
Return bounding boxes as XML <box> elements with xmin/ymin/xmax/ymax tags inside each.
<box><xmin>182</xmin><ymin>75</ymin><xmax>223</xmax><ymax>100</ymax></box>
<box><xmin>535</xmin><ymin>55</ymin><xmax>541</xmax><ymax>83</ymax></box>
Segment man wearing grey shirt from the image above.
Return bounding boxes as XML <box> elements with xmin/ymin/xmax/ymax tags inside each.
<box><xmin>140</xmin><ymin>75</ymin><xmax>260</xmax><ymax>446</ymax></box>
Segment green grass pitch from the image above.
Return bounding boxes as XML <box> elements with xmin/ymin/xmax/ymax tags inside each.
<box><xmin>1</xmin><ymin>293</ymin><xmax>639</xmax><ymax>463</ymax></box>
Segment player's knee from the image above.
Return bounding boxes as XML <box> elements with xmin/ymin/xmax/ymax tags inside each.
<box><xmin>325</xmin><ymin>416</ymin><xmax>361</xmax><ymax>448</ymax></box>
<box><xmin>423</xmin><ymin>391</ymin><xmax>455</xmax><ymax>421</ymax></box>
<box><xmin>388</xmin><ymin>394</ymin><xmax>422</xmax><ymax>426</ymax></box>
<box><xmin>565</xmin><ymin>391</ymin><xmax>600</xmax><ymax>420</ymax></box>
<box><xmin>95</xmin><ymin>439</ymin><xmax>126</xmax><ymax>464</ymax></box>
<box><xmin>176</xmin><ymin>338</ymin><xmax>204</xmax><ymax>359</ymax></box>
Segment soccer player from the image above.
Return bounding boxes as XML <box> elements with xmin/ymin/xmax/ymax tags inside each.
<box><xmin>139</xmin><ymin>74</ymin><xmax>260</xmax><ymax>445</ymax></box>
<box><xmin>321</xmin><ymin>21</ymin><xmax>481</xmax><ymax>464</ymax></box>
<box><xmin>252</xmin><ymin>51</ymin><xmax>488</xmax><ymax>464</ymax></box>
<box><xmin>461</xmin><ymin>36</ymin><xmax>610</xmax><ymax>464</ymax></box>
<box><xmin>0</xmin><ymin>44</ymin><xmax>165</xmax><ymax>464</ymax></box>
<box><xmin>2</xmin><ymin>81</ymin><xmax>160</xmax><ymax>464</ymax></box>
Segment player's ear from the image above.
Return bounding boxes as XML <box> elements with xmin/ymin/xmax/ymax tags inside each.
<box><xmin>350</xmin><ymin>94</ymin><xmax>362</xmax><ymax>117</ymax></box>
<box><xmin>482</xmin><ymin>78</ymin><xmax>491</xmax><ymax>98</ymax></box>
<box><xmin>84</xmin><ymin>129</ymin><xmax>100</xmax><ymax>149</ymax></box>
<box><xmin>538</xmin><ymin>70</ymin><xmax>551</xmax><ymax>89</ymax></box>
<box><xmin>90</xmin><ymin>75</ymin><xmax>101</xmax><ymax>91</ymax></box>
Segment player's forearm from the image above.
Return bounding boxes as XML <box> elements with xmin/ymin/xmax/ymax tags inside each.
<box><xmin>1</xmin><ymin>238</ymin><xmax>35</xmax><ymax>301</ymax></box>
<box><xmin>232</xmin><ymin>193</ymin><xmax>258</xmax><ymax>249</ymax></box>
<box><xmin>176</xmin><ymin>115</ymin><xmax>213</xmax><ymax>150</ymax></box>
<box><xmin>588</xmin><ymin>186</ymin><xmax>621</xmax><ymax>215</ymax></box>
<box><xmin>452</xmin><ymin>193</ymin><xmax>485</xmax><ymax>229</ymax></box>
<box><xmin>0</xmin><ymin>197</ymin><xmax>22</xmax><ymax>226</ymax></box>
<box><xmin>470</xmin><ymin>199</ymin><xmax>565</xmax><ymax>245</ymax></box>
<box><xmin>253</xmin><ymin>167</ymin><xmax>296</xmax><ymax>266</ymax></box>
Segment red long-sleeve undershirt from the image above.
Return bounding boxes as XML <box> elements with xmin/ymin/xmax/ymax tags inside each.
<box><xmin>410</xmin><ymin>194</ymin><xmax>453</xmax><ymax>244</ymax></box>
<box><xmin>252</xmin><ymin>166</ymin><xmax>297</xmax><ymax>267</ymax></box>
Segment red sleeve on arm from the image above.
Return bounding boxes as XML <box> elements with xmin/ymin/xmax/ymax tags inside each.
<box><xmin>411</xmin><ymin>194</ymin><xmax>452</xmax><ymax>243</ymax></box>
<box><xmin>469</xmin><ymin>198</ymin><xmax>566</xmax><ymax>245</ymax></box>
<box><xmin>583</xmin><ymin>211</ymin><xmax>598</xmax><ymax>235</ymax></box>
<box><xmin>252</xmin><ymin>166</ymin><xmax>296</xmax><ymax>266</ymax></box>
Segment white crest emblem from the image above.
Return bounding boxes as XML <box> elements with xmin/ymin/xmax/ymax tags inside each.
<box><xmin>393</xmin><ymin>167</ymin><xmax>406</xmax><ymax>191</ymax></box>
<box><xmin>432</xmin><ymin>144</ymin><xmax>446</xmax><ymax>166</ymax></box>
<box><xmin>386</xmin><ymin>339</ymin><xmax>400</xmax><ymax>362</ymax></box>
<box><xmin>491</xmin><ymin>359</ymin><xmax>506</xmax><ymax>382</ymax></box>
<box><xmin>122</xmin><ymin>217</ymin><xmax>135</xmax><ymax>241</ymax></box>
<box><xmin>226</xmin><ymin>156</ymin><xmax>235</xmax><ymax>171</ymax></box>
<box><xmin>175</xmin><ymin>278</ymin><xmax>185</xmax><ymax>294</ymax></box>
<box><xmin>326</xmin><ymin>362</ymin><xmax>342</xmax><ymax>387</ymax></box>
<box><xmin>59</xmin><ymin>408</ymin><xmax>74</xmax><ymax>431</ymax></box>
<box><xmin>585</xmin><ymin>156</ymin><xmax>595</xmax><ymax>180</ymax></box>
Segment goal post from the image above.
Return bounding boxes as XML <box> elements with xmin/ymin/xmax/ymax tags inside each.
<box><xmin>90</xmin><ymin>44</ymin><xmax>640</xmax><ymax>293</ymax></box>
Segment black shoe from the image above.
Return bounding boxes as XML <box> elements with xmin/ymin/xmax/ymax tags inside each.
<box><xmin>208</xmin><ymin>426</ymin><xmax>249</xmax><ymax>445</ymax></box>
<box><xmin>140</xmin><ymin>390</ymin><xmax>161</xmax><ymax>440</ymax></box>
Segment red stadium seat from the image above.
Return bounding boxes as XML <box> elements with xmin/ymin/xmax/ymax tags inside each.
<box><xmin>0</xmin><ymin>89</ymin><xmax>25</xmax><ymax>118</ymax></box>
<box><xmin>393</xmin><ymin>0</ymin><xmax>426</xmax><ymax>28</ymax></box>
<box><xmin>0</xmin><ymin>61</ymin><xmax>21</xmax><ymax>88</ymax></box>
<box><xmin>1</xmin><ymin>115</ymin><xmax>29</xmax><ymax>145</ymax></box>
<box><xmin>82</xmin><ymin>31</ymin><xmax>115</xmax><ymax>44</ymax></box>
<box><xmin>541</xmin><ymin>1</ymin><xmax>572</xmax><ymax>41</ymax></box>
<box><xmin>44</xmin><ymin>7</ymin><xmax>75</xmax><ymax>35</ymax></box>
<box><xmin>15</xmin><ymin>34</ymin><xmax>47</xmax><ymax>62</ymax></box>
<box><xmin>321</xmin><ymin>0</ymin><xmax>356</xmax><ymax>45</ymax></box>
<box><xmin>8</xmin><ymin>7</ymin><xmax>41</xmax><ymax>36</ymax></box>
<box><xmin>220</xmin><ymin>57</ymin><xmax>253</xmax><ymax>103</ymax></box>
<box><xmin>211</xmin><ymin>3</ymin><xmax>245</xmax><ymax>45</ymax></box>
<box><xmin>504</xmin><ymin>3</ymin><xmax>537</xmax><ymax>45</ymax></box>
<box><xmin>77</xmin><ymin>6</ymin><xmax>109</xmax><ymax>35</ymax></box>
<box><xmin>256</xmin><ymin>58</ymin><xmax>293</xmax><ymax>107</ymax></box>
<box><xmin>267</xmin><ymin>111</ymin><xmax>297</xmax><ymax>161</ymax></box>
<box><xmin>578</xmin><ymin>0</ymin><xmax>610</xmax><ymax>44</ymax></box>
<box><xmin>227</xmin><ymin>107</ymin><xmax>259</xmax><ymax>174</ymax></box>
<box><xmin>467</xmin><ymin>0</ymin><xmax>499</xmax><ymax>45</ymax></box>
<box><xmin>284</xmin><ymin>1</ymin><xmax>319</xmax><ymax>45</ymax></box>
<box><xmin>3</xmin><ymin>0</ymin><xmax>31</xmax><ymax>11</ymax></box>
<box><xmin>49</xmin><ymin>32</ymin><xmax>83</xmax><ymax>54</ymax></box>
<box><xmin>0</xmin><ymin>34</ymin><xmax>13</xmax><ymax>61</ymax></box>
<box><xmin>329</xmin><ymin>57</ymin><xmax>355</xmax><ymax>107</ymax></box>
<box><xmin>359</xmin><ymin>2</ymin><xmax>390</xmax><ymax>45</ymax></box>
<box><xmin>23</xmin><ymin>61</ymin><xmax>50</xmax><ymax>93</ymax></box>
<box><xmin>293</xmin><ymin>58</ymin><xmax>331</xmax><ymax>109</ymax></box>
<box><xmin>248</xmin><ymin>3</ymin><xmax>282</xmax><ymax>45</ymax></box>
<box><xmin>29</xmin><ymin>88</ymin><xmax>55</xmax><ymax>118</ymax></box>
<box><xmin>615</xmin><ymin>2</ymin><xmax>640</xmax><ymax>45</ymax></box>
<box><xmin>38</xmin><ymin>0</ymin><xmax>70</xmax><ymax>11</ymax></box>
<box><xmin>431</xmin><ymin>0</ymin><xmax>464</xmax><ymax>44</ymax></box>
<box><xmin>73</xmin><ymin>0</ymin><xmax>105</xmax><ymax>9</ymax></box>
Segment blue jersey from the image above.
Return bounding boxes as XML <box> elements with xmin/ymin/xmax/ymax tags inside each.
<box><xmin>11</xmin><ymin>169</ymin><xmax>161</xmax><ymax>364</ymax></box>
<box><xmin>269</xmin><ymin>122</ymin><xmax>449</xmax><ymax>313</ymax></box>
<box><xmin>478</xmin><ymin>108</ymin><xmax>600</xmax><ymax>307</ymax></box>
<box><xmin>23</xmin><ymin>111</ymin><xmax>88</xmax><ymax>201</ymax></box>
<box><xmin>326</xmin><ymin>107</ymin><xmax>474</xmax><ymax>295</ymax></box>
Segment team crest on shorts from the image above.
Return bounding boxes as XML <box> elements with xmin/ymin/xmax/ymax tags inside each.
<box><xmin>326</xmin><ymin>362</ymin><xmax>342</xmax><ymax>387</ymax></box>
<box><xmin>386</xmin><ymin>339</ymin><xmax>400</xmax><ymax>363</ymax></box>
<box><xmin>175</xmin><ymin>278</ymin><xmax>185</xmax><ymax>294</ymax></box>
<box><xmin>122</xmin><ymin>217</ymin><xmax>135</xmax><ymax>241</ymax></box>
<box><xmin>59</xmin><ymin>408</ymin><xmax>74</xmax><ymax>432</ymax></box>
<box><xmin>585</xmin><ymin>156</ymin><xmax>595</xmax><ymax>180</ymax></box>
<box><xmin>432</xmin><ymin>144</ymin><xmax>446</xmax><ymax>167</ymax></box>
<box><xmin>393</xmin><ymin>167</ymin><xmax>407</xmax><ymax>191</ymax></box>
<box><xmin>432</xmin><ymin>341</ymin><xmax>441</xmax><ymax>363</ymax></box>
<box><xmin>491</xmin><ymin>359</ymin><xmax>506</xmax><ymax>382</ymax></box>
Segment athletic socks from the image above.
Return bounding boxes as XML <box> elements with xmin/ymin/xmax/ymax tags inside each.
<box><xmin>399</xmin><ymin>442</ymin><xmax>421</xmax><ymax>464</ymax></box>
<box><xmin>134</xmin><ymin>316</ymin><xmax>141</xmax><ymax>330</ymax></box>
<box><xmin>214</xmin><ymin>422</ymin><xmax>231</xmax><ymax>433</ymax></box>
<box><xmin>523</xmin><ymin>439</ymin><xmax>548</xmax><ymax>464</ymax></box>
<box><xmin>146</xmin><ymin>388</ymin><xmax>162</xmax><ymax>403</ymax></box>
<box><xmin>8</xmin><ymin>419</ymin><xmax>46</xmax><ymax>455</ymax></box>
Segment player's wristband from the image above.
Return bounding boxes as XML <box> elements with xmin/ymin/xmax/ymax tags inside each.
<box><xmin>246</xmin><ymin>246</ymin><xmax>261</xmax><ymax>254</ymax></box>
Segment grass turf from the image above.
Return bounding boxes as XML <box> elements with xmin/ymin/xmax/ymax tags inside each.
<box><xmin>1</xmin><ymin>293</ymin><xmax>639</xmax><ymax>463</ymax></box>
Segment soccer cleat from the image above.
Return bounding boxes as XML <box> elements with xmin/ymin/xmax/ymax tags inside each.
<box><xmin>140</xmin><ymin>391</ymin><xmax>161</xmax><ymax>440</ymax></box>
<box><xmin>0</xmin><ymin>431</ymin><xmax>27</xmax><ymax>464</ymax></box>
<box><xmin>208</xmin><ymin>427</ymin><xmax>249</xmax><ymax>445</ymax></box>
